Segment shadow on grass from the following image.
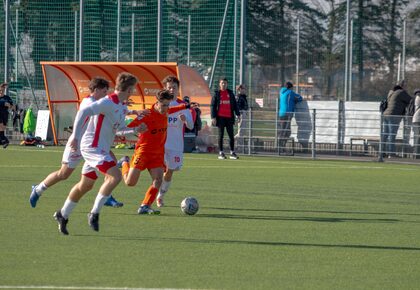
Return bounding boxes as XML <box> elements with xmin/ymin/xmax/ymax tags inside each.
<box><xmin>73</xmin><ymin>234</ymin><xmax>420</xmax><ymax>252</ymax></box>
<box><xmin>106</xmin><ymin>207</ymin><xmax>412</xmax><ymax>223</ymax></box>
<box><xmin>195</xmin><ymin>213</ymin><xmax>400</xmax><ymax>223</ymax></box>
<box><xmin>203</xmin><ymin>206</ymin><xmax>420</xmax><ymax>217</ymax></box>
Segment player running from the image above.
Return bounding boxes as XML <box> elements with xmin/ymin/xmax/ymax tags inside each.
<box><xmin>53</xmin><ymin>72</ymin><xmax>144</xmax><ymax>235</ymax></box>
<box><xmin>156</xmin><ymin>76</ymin><xmax>194</xmax><ymax>207</ymax></box>
<box><xmin>119</xmin><ymin>89</ymin><xmax>193</xmax><ymax>214</ymax></box>
<box><xmin>29</xmin><ymin>77</ymin><xmax>124</xmax><ymax>208</ymax></box>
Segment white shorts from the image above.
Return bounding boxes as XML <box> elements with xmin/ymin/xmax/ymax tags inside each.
<box><xmin>62</xmin><ymin>145</ymin><xmax>83</xmax><ymax>169</ymax></box>
<box><xmin>81</xmin><ymin>148</ymin><xmax>116</xmax><ymax>174</ymax></box>
<box><xmin>164</xmin><ymin>149</ymin><xmax>183</xmax><ymax>171</ymax></box>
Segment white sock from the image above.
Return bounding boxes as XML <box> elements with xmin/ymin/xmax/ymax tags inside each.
<box><xmin>159</xmin><ymin>180</ymin><xmax>171</xmax><ymax>196</ymax></box>
<box><xmin>61</xmin><ymin>198</ymin><xmax>78</xmax><ymax>219</ymax></box>
<box><xmin>36</xmin><ymin>182</ymin><xmax>48</xmax><ymax>195</ymax></box>
<box><xmin>90</xmin><ymin>193</ymin><xmax>109</xmax><ymax>214</ymax></box>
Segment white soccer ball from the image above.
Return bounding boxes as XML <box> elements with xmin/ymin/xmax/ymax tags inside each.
<box><xmin>181</xmin><ymin>197</ymin><xmax>199</xmax><ymax>215</ymax></box>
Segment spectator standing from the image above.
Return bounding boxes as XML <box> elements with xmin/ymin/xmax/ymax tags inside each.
<box><xmin>411</xmin><ymin>89</ymin><xmax>420</xmax><ymax>158</ymax></box>
<box><xmin>278</xmin><ymin>81</ymin><xmax>302</xmax><ymax>151</ymax></box>
<box><xmin>382</xmin><ymin>80</ymin><xmax>412</xmax><ymax>157</ymax></box>
<box><xmin>211</xmin><ymin>78</ymin><xmax>241</xmax><ymax>160</ymax></box>
<box><xmin>235</xmin><ymin>84</ymin><xmax>249</xmax><ymax>138</ymax></box>
<box><xmin>0</xmin><ymin>83</ymin><xmax>14</xmax><ymax>148</ymax></box>
<box><xmin>183</xmin><ymin>96</ymin><xmax>202</xmax><ymax>136</ymax></box>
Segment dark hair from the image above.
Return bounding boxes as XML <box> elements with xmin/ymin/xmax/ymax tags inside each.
<box><xmin>397</xmin><ymin>79</ymin><xmax>406</xmax><ymax>88</ymax></box>
<box><xmin>183</xmin><ymin>96</ymin><xmax>190</xmax><ymax>104</ymax></box>
<box><xmin>156</xmin><ymin>89</ymin><xmax>174</xmax><ymax>102</ymax></box>
<box><xmin>88</xmin><ymin>77</ymin><xmax>109</xmax><ymax>93</ymax></box>
<box><xmin>0</xmin><ymin>83</ymin><xmax>8</xmax><ymax>88</ymax></box>
<box><xmin>162</xmin><ymin>75</ymin><xmax>180</xmax><ymax>87</ymax></box>
<box><xmin>219</xmin><ymin>77</ymin><xmax>228</xmax><ymax>82</ymax></box>
<box><xmin>116</xmin><ymin>72</ymin><xmax>138</xmax><ymax>92</ymax></box>
<box><xmin>285</xmin><ymin>81</ymin><xmax>293</xmax><ymax>89</ymax></box>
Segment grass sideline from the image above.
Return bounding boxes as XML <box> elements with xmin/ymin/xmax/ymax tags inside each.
<box><xmin>1</xmin><ymin>146</ymin><xmax>420</xmax><ymax>290</ymax></box>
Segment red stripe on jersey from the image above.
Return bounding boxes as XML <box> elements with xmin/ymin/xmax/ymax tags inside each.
<box><xmin>82</xmin><ymin>116</ymin><xmax>89</xmax><ymax>129</ymax></box>
<box><xmin>109</xmin><ymin>93</ymin><xmax>119</xmax><ymax>104</ymax></box>
<box><xmin>92</xmin><ymin>114</ymin><xmax>105</xmax><ymax>147</ymax></box>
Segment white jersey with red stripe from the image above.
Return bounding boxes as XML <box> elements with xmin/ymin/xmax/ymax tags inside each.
<box><xmin>73</xmin><ymin>93</ymin><xmax>128</xmax><ymax>154</ymax></box>
<box><xmin>165</xmin><ymin>98</ymin><xmax>194</xmax><ymax>152</ymax></box>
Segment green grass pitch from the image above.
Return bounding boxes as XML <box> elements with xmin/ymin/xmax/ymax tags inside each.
<box><xmin>1</xmin><ymin>146</ymin><xmax>420</xmax><ymax>290</ymax></box>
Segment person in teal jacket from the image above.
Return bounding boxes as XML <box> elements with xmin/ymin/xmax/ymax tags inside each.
<box><xmin>278</xmin><ymin>81</ymin><xmax>302</xmax><ymax>151</ymax></box>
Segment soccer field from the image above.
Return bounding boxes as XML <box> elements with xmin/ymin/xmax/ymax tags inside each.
<box><xmin>1</xmin><ymin>146</ymin><xmax>419</xmax><ymax>290</ymax></box>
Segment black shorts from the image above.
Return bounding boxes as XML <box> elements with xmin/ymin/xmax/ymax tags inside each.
<box><xmin>0</xmin><ymin>111</ymin><xmax>9</xmax><ymax>126</ymax></box>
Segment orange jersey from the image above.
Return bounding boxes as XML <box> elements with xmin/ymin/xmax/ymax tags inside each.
<box><xmin>128</xmin><ymin>103</ymin><xmax>186</xmax><ymax>154</ymax></box>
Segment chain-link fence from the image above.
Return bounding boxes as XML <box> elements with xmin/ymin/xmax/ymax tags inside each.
<box><xmin>1</xmin><ymin>1</ymin><xmax>419</xmax><ymax>111</ymax></box>
<box><xmin>1</xmin><ymin>1</ymin><xmax>419</xmax><ymax>148</ymax></box>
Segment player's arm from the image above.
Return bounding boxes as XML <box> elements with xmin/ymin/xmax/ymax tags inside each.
<box><xmin>168</xmin><ymin>103</ymin><xmax>188</xmax><ymax>114</ymax></box>
<box><xmin>70</xmin><ymin>105</ymin><xmax>95</xmax><ymax>151</ymax></box>
<box><xmin>71</xmin><ymin>98</ymin><xmax>112</xmax><ymax>150</ymax></box>
<box><xmin>183</xmin><ymin>109</ymin><xmax>194</xmax><ymax>130</ymax></box>
<box><xmin>128</xmin><ymin>109</ymin><xmax>151</xmax><ymax>118</ymax></box>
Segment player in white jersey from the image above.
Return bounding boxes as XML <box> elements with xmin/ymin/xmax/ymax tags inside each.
<box><xmin>53</xmin><ymin>72</ymin><xmax>141</xmax><ymax>235</ymax></box>
<box><xmin>156</xmin><ymin>76</ymin><xmax>194</xmax><ymax>207</ymax></box>
<box><xmin>29</xmin><ymin>77</ymin><xmax>123</xmax><ymax>208</ymax></box>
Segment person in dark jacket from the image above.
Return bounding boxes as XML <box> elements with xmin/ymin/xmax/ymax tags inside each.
<box><xmin>0</xmin><ymin>83</ymin><xmax>14</xmax><ymax>148</ymax></box>
<box><xmin>211</xmin><ymin>78</ymin><xmax>241</xmax><ymax>159</ymax></box>
<box><xmin>382</xmin><ymin>79</ymin><xmax>412</xmax><ymax>157</ymax></box>
<box><xmin>235</xmin><ymin>84</ymin><xmax>249</xmax><ymax>138</ymax></box>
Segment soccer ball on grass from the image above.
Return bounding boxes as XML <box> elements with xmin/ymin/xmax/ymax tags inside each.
<box><xmin>181</xmin><ymin>197</ymin><xmax>199</xmax><ymax>215</ymax></box>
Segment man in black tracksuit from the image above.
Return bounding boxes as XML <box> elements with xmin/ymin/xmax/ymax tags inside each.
<box><xmin>211</xmin><ymin>78</ymin><xmax>240</xmax><ymax>160</ymax></box>
<box><xmin>0</xmin><ymin>83</ymin><xmax>14</xmax><ymax>148</ymax></box>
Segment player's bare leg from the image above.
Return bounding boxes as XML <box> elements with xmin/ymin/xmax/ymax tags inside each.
<box><xmin>54</xmin><ymin>174</ymin><xmax>96</xmax><ymax>235</ymax></box>
<box><xmin>157</xmin><ymin>169</ymin><xmax>174</xmax><ymax>207</ymax></box>
<box><xmin>30</xmin><ymin>164</ymin><xmax>75</xmax><ymax>207</ymax></box>
<box><xmin>88</xmin><ymin>166</ymin><xmax>122</xmax><ymax>231</ymax></box>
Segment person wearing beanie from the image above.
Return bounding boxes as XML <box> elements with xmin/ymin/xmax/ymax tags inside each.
<box><xmin>382</xmin><ymin>79</ymin><xmax>412</xmax><ymax>158</ymax></box>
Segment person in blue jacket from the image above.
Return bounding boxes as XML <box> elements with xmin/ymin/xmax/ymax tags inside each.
<box><xmin>278</xmin><ymin>81</ymin><xmax>302</xmax><ymax>151</ymax></box>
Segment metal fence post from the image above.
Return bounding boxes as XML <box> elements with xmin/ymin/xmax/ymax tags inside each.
<box><xmin>116</xmin><ymin>0</ymin><xmax>121</xmax><ymax>61</ymax></box>
<box><xmin>378</xmin><ymin>113</ymin><xmax>384</xmax><ymax>162</ymax></box>
<box><xmin>74</xmin><ymin>11</ymin><xmax>78</xmax><ymax>61</ymax></box>
<box><xmin>247</xmin><ymin>107</ymin><xmax>252</xmax><ymax>155</ymax></box>
<box><xmin>312</xmin><ymin>108</ymin><xmax>316</xmax><ymax>159</ymax></box>
<box><xmin>131</xmin><ymin>13</ymin><xmax>135</xmax><ymax>62</ymax></box>
<box><xmin>4</xmin><ymin>0</ymin><xmax>9</xmax><ymax>83</ymax></box>
<box><xmin>275</xmin><ymin>96</ymin><xmax>279</xmax><ymax>149</ymax></box>
<box><xmin>79</xmin><ymin>0</ymin><xmax>84</xmax><ymax>61</ymax></box>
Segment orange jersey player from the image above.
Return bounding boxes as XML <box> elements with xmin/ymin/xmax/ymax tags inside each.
<box><xmin>119</xmin><ymin>89</ymin><xmax>190</xmax><ymax>214</ymax></box>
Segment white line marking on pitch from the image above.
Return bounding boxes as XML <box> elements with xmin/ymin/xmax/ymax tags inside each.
<box><xmin>0</xmin><ymin>286</ymin><xmax>197</xmax><ymax>290</ymax></box>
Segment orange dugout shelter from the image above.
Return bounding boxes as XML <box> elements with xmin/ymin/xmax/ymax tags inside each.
<box><xmin>41</xmin><ymin>62</ymin><xmax>211</xmax><ymax>144</ymax></box>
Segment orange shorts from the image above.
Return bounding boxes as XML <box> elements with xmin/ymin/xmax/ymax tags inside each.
<box><xmin>130</xmin><ymin>150</ymin><xmax>165</xmax><ymax>171</ymax></box>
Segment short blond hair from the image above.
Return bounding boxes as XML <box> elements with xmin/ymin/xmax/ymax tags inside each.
<box><xmin>115</xmin><ymin>72</ymin><xmax>137</xmax><ymax>92</ymax></box>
